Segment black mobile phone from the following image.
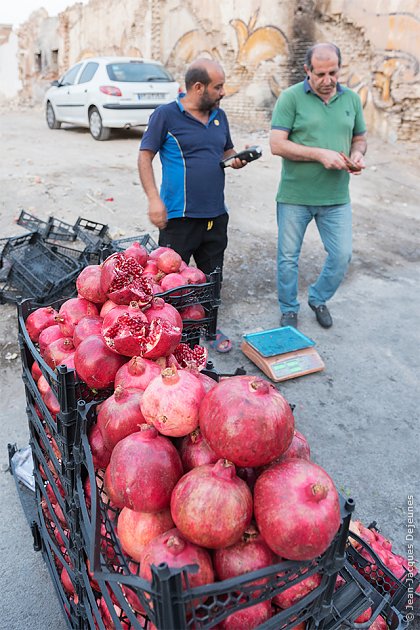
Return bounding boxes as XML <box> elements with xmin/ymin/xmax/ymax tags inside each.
<box><xmin>220</xmin><ymin>145</ymin><xmax>263</xmax><ymax>168</ymax></box>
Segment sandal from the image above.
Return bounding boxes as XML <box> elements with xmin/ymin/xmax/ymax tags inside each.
<box><xmin>209</xmin><ymin>329</ymin><xmax>232</xmax><ymax>353</ymax></box>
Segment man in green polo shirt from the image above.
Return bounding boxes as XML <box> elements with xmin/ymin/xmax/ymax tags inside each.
<box><xmin>270</xmin><ymin>42</ymin><xmax>367</xmax><ymax>329</ymax></box>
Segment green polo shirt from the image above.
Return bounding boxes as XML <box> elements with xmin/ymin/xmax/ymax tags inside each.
<box><xmin>271</xmin><ymin>80</ymin><xmax>366</xmax><ymax>205</ymax></box>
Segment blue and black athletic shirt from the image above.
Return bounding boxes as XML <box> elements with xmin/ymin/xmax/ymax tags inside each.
<box><xmin>140</xmin><ymin>96</ymin><xmax>234</xmax><ymax>219</ymax></box>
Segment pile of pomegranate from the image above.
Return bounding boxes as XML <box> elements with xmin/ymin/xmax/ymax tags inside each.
<box><xmin>25</xmin><ymin>242</ymin><xmax>412</xmax><ymax>629</ymax></box>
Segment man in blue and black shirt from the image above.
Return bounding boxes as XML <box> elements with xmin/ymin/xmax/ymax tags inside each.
<box><xmin>138</xmin><ymin>58</ymin><xmax>247</xmax><ymax>276</ymax></box>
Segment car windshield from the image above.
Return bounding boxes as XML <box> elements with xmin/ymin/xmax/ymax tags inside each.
<box><xmin>106</xmin><ymin>62</ymin><xmax>174</xmax><ymax>82</ymax></box>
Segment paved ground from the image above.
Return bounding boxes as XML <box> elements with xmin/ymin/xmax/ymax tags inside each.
<box><xmin>0</xmin><ymin>107</ymin><xmax>419</xmax><ymax>629</ymax></box>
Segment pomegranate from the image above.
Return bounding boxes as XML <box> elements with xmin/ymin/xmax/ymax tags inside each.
<box><xmin>178</xmin><ymin>304</ymin><xmax>206</xmax><ymax>320</ymax></box>
<box><xmin>105</xmin><ymin>425</ymin><xmax>183</xmax><ymax>512</ymax></box>
<box><xmin>142</xmin><ymin>259</ymin><xmax>159</xmax><ymax>278</ymax></box>
<box><xmin>117</xmin><ymin>507</ymin><xmax>174</xmax><ymax>562</ymax></box>
<box><xmin>140</xmin><ymin>366</ymin><xmax>205</xmax><ymax>437</ymax></box>
<box><xmin>143</xmin><ymin>297</ymin><xmax>183</xmax><ymax>329</ymax></box>
<box><xmin>149</xmin><ymin>246</ymin><xmax>171</xmax><ymax>260</ymax></box>
<box><xmin>38</xmin><ymin>324</ymin><xmax>64</xmax><ymax>355</ymax></box>
<box><xmin>100</xmin><ymin>299</ymin><xmax>118</xmax><ymax>318</ymax></box>
<box><xmin>369</xmin><ymin>616</ymin><xmax>387</xmax><ymax>630</ymax></box>
<box><xmin>354</xmin><ymin>607</ymin><xmax>372</xmax><ymax>623</ymax></box>
<box><xmin>218</xmin><ymin>600</ymin><xmax>272</xmax><ymax>629</ymax></box>
<box><xmin>97</xmin><ymin>385</ymin><xmax>145</xmax><ymax>450</ymax></box>
<box><xmin>42</xmin><ymin>387</ymin><xmax>60</xmax><ymax>417</ymax></box>
<box><xmin>76</xmin><ymin>265</ymin><xmax>107</xmax><ymax>303</ymax></box>
<box><xmin>140</xmin><ymin>528</ymin><xmax>214</xmax><ymax>589</ymax></box>
<box><xmin>102</xmin><ymin>302</ymin><xmax>147</xmax><ymax>334</ymax></box>
<box><xmin>103</xmin><ymin>311</ymin><xmax>149</xmax><ymax>357</ymax></box>
<box><xmin>142</xmin><ymin>318</ymin><xmax>182</xmax><ymax>359</ymax></box>
<box><xmin>173</xmin><ymin>343</ymin><xmax>208</xmax><ymax>370</ymax></box>
<box><xmin>55</xmin><ymin>297</ymin><xmax>99</xmax><ymax>336</ymax></box>
<box><xmin>180</xmin><ymin>266</ymin><xmax>207</xmax><ymax>284</ymax></box>
<box><xmin>156</xmin><ymin>249</ymin><xmax>182</xmax><ymax>274</ymax></box>
<box><xmin>159</xmin><ymin>272</ymin><xmax>186</xmax><ymax>295</ymax></box>
<box><xmin>60</xmin><ymin>566</ymin><xmax>75</xmax><ymax>595</ymax></box>
<box><xmin>179</xmin><ymin>428</ymin><xmax>219</xmax><ymax>471</ymax></box>
<box><xmin>273</xmin><ymin>572</ymin><xmax>322</xmax><ymax>608</ymax></box>
<box><xmin>254</xmin><ymin>459</ymin><xmax>341</xmax><ymax>560</ymax></box>
<box><xmin>100</xmin><ymin>252</ymin><xmax>153</xmax><ymax>306</ymax></box>
<box><xmin>213</xmin><ymin>524</ymin><xmax>277</xmax><ymax>582</ymax></box>
<box><xmin>88</xmin><ymin>424</ymin><xmax>112</xmax><ymax>468</ymax></box>
<box><xmin>74</xmin><ymin>335</ymin><xmax>127</xmax><ymax>390</ymax></box>
<box><xmin>103</xmin><ymin>465</ymin><xmax>125</xmax><ymax>509</ymax></box>
<box><xmin>73</xmin><ymin>315</ymin><xmax>103</xmax><ymax>348</ymax></box>
<box><xmin>123</xmin><ymin>241</ymin><xmax>148</xmax><ymax>266</ymax></box>
<box><xmin>114</xmin><ymin>356</ymin><xmax>160</xmax><ymax>391</ymax></box>
<box><xmin>43</xmin><ymin>337</ymin><xmax>75</xmax><ymax>369</ymax></box>
<box><xmin>199</xmin><ymin>375</ymin><xmax>295</xmax><ymax>468</ymax></box>
<box><xmin>31</xmin><ymin>361</ymin><xmax>43</xmax><ymax>382</ymax></box>
<box><xmin>171</xmin><ymin>459</ymin><xmax>253</xmax><ymax>549</ymax></box>
<box><xmin>25</xmin><ymin>306</ymin><xmax>58</xmax><ymax>342</ymax></box>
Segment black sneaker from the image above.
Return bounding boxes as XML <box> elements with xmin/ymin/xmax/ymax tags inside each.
<box><xmin>309</xmin><ymin>303</ymin><xmax>333</xmax><ymax>328</ymax></box>
<box><xmin>280</xmin><ymin>312</ymin><xmax>298</xmax><ymax>328</ymax></box>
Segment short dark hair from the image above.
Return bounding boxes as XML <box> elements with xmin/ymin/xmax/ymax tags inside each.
<box><xmin>185</xmin><ymin>66</ymin><xmax>211</xmax><ymax>90</ymax></box>
<box><xmin>305</xmin><ymin>43</ymin><xmax>342</xmax><ymax>70</ymax></box>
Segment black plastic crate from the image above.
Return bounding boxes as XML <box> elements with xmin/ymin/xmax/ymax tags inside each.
<box><xmin>346</xmin><ymin>529</ymin><xmax>420</xmax><ymax>621</ymax></box>
<box><xmin>1</xmin><ymin>232</ymin><xmax>82</xmax><ymax>304</ymax></box>
<box><xmin>17</xmin><ymin>210</ymin><xmax>77</xmax><ymax>242</ymax></box>
<box><xmin>73</xmin><ymin>217</ymin><xmax>111</xmax><ymax>250</ymax></box>
<box><xmin>73</xmin><ymin>401</ymin><xmax>354</xmax><ymax>630</ymax></box>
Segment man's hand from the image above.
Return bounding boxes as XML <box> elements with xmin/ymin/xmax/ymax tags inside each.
<box><xmin>317</xmin><ymin>148</ymin><xmax>349</xmax><ymax>170</ymax></box>
<box><xmin>148</xmin><ymin>197</ymin><xmax>167</xmax><ymax>229</ymax></box>
<box><xmin>229</xmin><ymin>156</ymin><xmax>247</xmax><ymax>169</ymax></box>
<box><xmin>348</xmin><ymin>151</ymin><xmax>366</xmax><ymax>175</ymax></box>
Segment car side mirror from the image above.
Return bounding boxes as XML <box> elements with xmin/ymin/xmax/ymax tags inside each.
<box><xmin>51</xmin><ymin>80</ymin><xmax>60</xmax><ymax>87</ymax></box>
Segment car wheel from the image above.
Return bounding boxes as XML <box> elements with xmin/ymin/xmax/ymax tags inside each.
<box><xmin>89</xmin><ymin>107</ymin><xmax>111</xmax><ymax>141</ymax></box>
<box><xmin>46</xmin><ymin>102</ymin><xmax>61</xmax><ymax>129</ymax></box>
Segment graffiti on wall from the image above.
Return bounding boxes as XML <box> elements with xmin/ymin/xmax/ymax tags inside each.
<box><xmin>167</xmin><ymin>10</ymin><xmax>288</xmax><ymax>97</ymax></box>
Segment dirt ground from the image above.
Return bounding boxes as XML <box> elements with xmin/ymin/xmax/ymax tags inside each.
<box><xmin>0</xmin><ymin>106</ymin><xmax>419</xmax><ymax>629</ymax></box>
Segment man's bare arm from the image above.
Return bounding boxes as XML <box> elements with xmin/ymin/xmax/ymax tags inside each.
<box><xmin>270</xmin><ymin>129</ymin><xmax>348</xmax><ymax>170</ymax></box>
<box><xmin>138</xmin><ymin>150</ymin><xmax>167</xmax><ymax>229</ymax></box>
<box><xmin>350</xmin><ymin>133</ymin><xmax>367</xmax><ymax>170</ymax></box>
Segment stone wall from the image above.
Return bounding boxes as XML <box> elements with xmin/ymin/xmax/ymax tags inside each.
<box><xmin>10</xmin><ymin>0</ymin><xmax>420</xmax><ymax>141</ymax></box>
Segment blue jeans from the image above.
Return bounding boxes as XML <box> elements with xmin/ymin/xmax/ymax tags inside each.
<box><xmin>276</xmin><ymin>202</ymin><xmax>352</xmax><ymax>312</ymax></box>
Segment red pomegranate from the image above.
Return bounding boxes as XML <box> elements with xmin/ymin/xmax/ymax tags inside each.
<box><xmin>141</xmin><ymin>318</ymin><xmax>182</xmax><ymax>359</ymax></box>
<box><xmin>178</xmin><ymin>304</ymin><xmax>206</xmax><ymax>320</ymax></box>
<box><xmin>105</xmin><ymin>425</ymin><xmax>183</xmax><ymax>512</ymax></box>
<box><xmin>100</xmin><ymin>252</ymin><xmax>153</xmax><ymax>306</ymax></box>
<box><xmin>369</xmin><ymin>616</ymin><xmax>387</xmax><ymax>630</ymax></box>
<box><xmin>354</xmin><ymin>607</ymin><xmax>372</xmax><ymax>623</ymax></box>
<box><xmin>142</xmin><ymin>259</ymin><xmax>160</xmax><ymax>278</ymax></box>
<box><xmin>43</xmin><ymin>337</ymin><xmax>75</xmax><ymax>369</ymax></box>
<box><xmin>25</xmin><ymin>306</ymin><xmax>58</xmax><ymax>342</ymax></box>
<box><xmin>180</xmin><ymin>267</ymin><xmax>207</xmax><ymax>284</ymax></box>
<box><xmin>140</xmin><ymin>366</ymin><xmax>205</xmax><ymax>437</ymax></box>
<box><xmin>31</xmin><ymin>361</ymin><xmax>43</xmax><ymax>382</ymax></box>
<box><xmin>60</xmin><ymin>566</ymin><xmax>75</xmax><ymax>595</ymax></box>
<box><xmin>42</xmin><ymin>387</ymin><xmax>60</xmax><ymax>417</ymax></box>
<box><xmin>74</xmin><ymin>334</ymin><xmax>127</xmax><ymax>389</ymax></box>
<box><xmin>254</xmin><ymin>459</ymin><xmax>341</xmax><ymax>561</ymax></box>
<box><xmin>101</xmin><ymin>302</ymin><xmax>147</xmax><ymax>334</ymax></box>
<box><xmin>218</xmin><ymin>600</ymin><xmax>272</xmax><ymax>629</ymax></box>
<box><xmin>38</xmin><ymin>324</ymin><xmax>64</xmax><ymax>355</ymax></box>
<box><xmin>140</xmin><ymin>528</ymin><xmax>214</xmax><ymax>589</ymax></box>
<box><xmin>55</xmin><ymin>297</ymin><xmax>99</xmax><ymax>336</ymax></box>
<box><xmin>88</xmin><ymin>424</ymin><xmax>112</xmax><ymax>469</ymax></box>
<box><xmin>280</xmin><ymin>429</ymin><xmax>311</xmax><ymax>461</ymax></box>
<box><xmin>149</xmin><ymin>246</ymin><xmax>171</xmax><ymax>260</ymax></box>
<box><xmin>117</xmin><ymin>507</ymin><xmax>174</xmax><ymax>562</ymax></box>
<box><xmin>76</xmin><ymin>265</ymin><xmax>107</xmax><ymax>303</ymax></box>
<box><xmin>102</xmin><ymin>311</ymin><xmax>149</xmax><ymax>357</ymax></box>
<box><xmin>97</xmin><ymin>385</ymin><xmax>145</xmax><ymax>450</ymax></box>
<box><xmin>123</xmin><ymin>241</ymin><xmax>148</xmax><ymax>266</ymax></box>
<box><xmin>199</xmin><ymin>375</ymin><xmax>295</xmax><ymax>468</ymax></box>
<box><xmin>273</xmin><ymin>571</ymin><xmax>322</xmax><ymax>608</ymax></box>
<box><xmin>173</xmin><ymin>343</ymin><xmax>208</xmax><ymax>370</ymax></box>
<box><xmin>178</xmin><ymin>428</ymin><xmax>219</xmax><ymax>471</ymax></box>
<box><xmin>114</xmin><ymin>356</ymin><xmax>160</xmax><ymax>390</ymax></box>
<box><xmin>156</xmin><ymin>249</ymin><xmax>182</xmax><ymax>274</ymax></box>
<box><xmin>213</xmin><ymin>524</ymin><xmax>277</xmax><ymax>581</ymax></box>
<box><xmin>143</xmin><ymin>297</ymin><xmax>183</xmax><ymax>329</ymax></box>
<box><xmin>171</xmin><ymin>459</ymin><xmax>253</xmax><ymax>549</ymax></box>
<box><xmin>73</xmin><ymin>316</ymin><xmax>103</xmax><ymax>348</ymax></box>
<box><xmin>99</xmin><ymin>299</ymin><xmax>118</xmax><ymax>318</ymax></box>
<box><xmin>159</xmin><ymin>272</ymin><xmax>186</xmax><ymax>295</ymax></box>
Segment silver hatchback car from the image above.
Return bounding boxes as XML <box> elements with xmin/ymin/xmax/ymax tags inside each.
<box><xmin>44</xmin><ymin>56</ymin><xmax>180</xmax><ymax>140</ymax></box>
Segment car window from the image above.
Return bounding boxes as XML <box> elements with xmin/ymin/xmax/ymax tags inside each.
<box><xmin>60</xmin><ymin>63</ymin><xmax>83</xmax><ymax>86</ymax></box>
<box><xmin>106</xmin><ymin>62</ymin><xmax>174</xmax><ymax>82</ymax></box>
<box><xmin>78</xmin><ymin>62</ymin><xmax>99</xmax><ymax>84</ymax></box>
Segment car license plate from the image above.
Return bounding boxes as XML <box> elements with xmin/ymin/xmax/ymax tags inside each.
<box><xmin>137</xmin><ymin>93</ymin><xmax>165</xmax><ymax>100</ymax></box>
